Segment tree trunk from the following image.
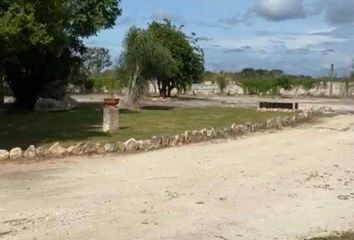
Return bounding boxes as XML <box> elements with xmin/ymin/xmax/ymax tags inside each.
<box><xmin>0</xmin><ymin>74</ymin><xmax>4</xmax><ymax>105</ymax></box>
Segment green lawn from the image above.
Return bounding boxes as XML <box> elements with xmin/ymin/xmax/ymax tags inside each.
<box><xmin>0</xmin><ymin>104</ymin><xmax>293</xmax><ymax>149</ymax></box>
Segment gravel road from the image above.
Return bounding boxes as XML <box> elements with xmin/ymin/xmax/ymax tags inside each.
<box><xmin>0</xmin><ymin>114</ymin><xmax>353</xmax><ymax>240</ymax></box>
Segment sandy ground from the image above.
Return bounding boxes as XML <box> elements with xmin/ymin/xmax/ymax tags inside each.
<box><xmin>0</xmin><ymin>114</ymin><xmax>354</xmax><ymax>240</ymax></box>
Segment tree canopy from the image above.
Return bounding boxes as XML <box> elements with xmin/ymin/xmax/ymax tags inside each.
<box><xmin>117</xmin><ymin>20</ymin><xmax>205</xmax><ymax>100</ymax></box>
<box><xmin>82</xmin><ymin>47</ymin><xmax>112</xmax><ymax>77</ymax></box>
<box><xmin>117</xmin><ymin>27</ymin><xmax>177</xmax><ymax>102</ymax></box>
<box><xmin>0</xmin><ymin>0</ymin><xmax>122</xmax><ymax>109</ymax></box>
<box><xmin>148</xmin><ymin>19</ymin><xmax>204</xmax><ymax>97</ymax></box>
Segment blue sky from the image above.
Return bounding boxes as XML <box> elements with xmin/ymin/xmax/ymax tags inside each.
<box><xmin>85</xmin><ymin>0</ymin><xmax>354</xmax><ymax>77</ymax></box>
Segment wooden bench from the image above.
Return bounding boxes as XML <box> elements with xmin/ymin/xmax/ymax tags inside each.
<box><xmin>259</xmin><ymin>102</ymin><xmax>299</xmax><ymax>110</ymax></box>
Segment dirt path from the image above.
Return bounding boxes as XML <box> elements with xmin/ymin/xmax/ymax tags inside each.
<box><xmin>0</xmin><ymin>115</ymin><xmax>353</xmax><ymax>240</ymax></box>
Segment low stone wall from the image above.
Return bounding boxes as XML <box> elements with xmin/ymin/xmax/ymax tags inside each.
<box><xmin>0</xmin><ymin>108</ymin><xmax>322</xmax><ymax>162</ymax></box>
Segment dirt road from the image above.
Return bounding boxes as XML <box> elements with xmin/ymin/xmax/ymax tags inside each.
<box><xmin>0</xmin><ymin>115</ymin><xmax>353</xmax><ymax>240</ymax></box>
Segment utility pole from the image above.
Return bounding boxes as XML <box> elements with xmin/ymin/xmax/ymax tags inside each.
<box><xmin>329</xmin><ymin>64</ymin><xmax>334</xmax><ymax>97</ymax></box>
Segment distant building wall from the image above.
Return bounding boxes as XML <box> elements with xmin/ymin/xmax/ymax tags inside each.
<box><xmin>188</xmin><ymin>81</ymin><xmax>354</xmax><ymax>97</ymax></box>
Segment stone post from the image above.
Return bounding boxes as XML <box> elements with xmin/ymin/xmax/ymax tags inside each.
<box><xmin>103</xmin><ymin>106</ymin><xmax>119</xmax><ymax>133</ymax></box>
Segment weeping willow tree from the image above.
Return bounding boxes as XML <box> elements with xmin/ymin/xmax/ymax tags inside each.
<box><xmin>117</xmin><ymin>27</ymin><xmax>177</xmax><ymax>102</ymax></box>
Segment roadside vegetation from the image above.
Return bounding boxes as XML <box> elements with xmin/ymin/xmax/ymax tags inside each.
<box><xmin>307</xmin><ymin>232</ymin><xmax>354</xmax><ymax>240</ymax></box>
<box><xmin>204</xmin><ymin>69</ymin><xmax>316</xmax><ymax>95</ymax></box>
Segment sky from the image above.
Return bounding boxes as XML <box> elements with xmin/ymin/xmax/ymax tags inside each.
<box><xmin>85</xmin><ymin>0</ymin><xmax>354</xmax><ymax>77</ymax></box>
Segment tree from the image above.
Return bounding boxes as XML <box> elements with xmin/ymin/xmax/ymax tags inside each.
<box><xmin>117</xmin><ymin>27</ymin><xmax>177</xmax><ymax>102</ymax></box>
<box><xmin>148</xmin><ymin>19</ymin><xmax>204</xmax><ymax>97</ymax></box>
<box><xmin>0</xmin><ymin>0</ymin><xmax>122</xmax><ymax>109</ymax></box>
<box><xmin>0</xmin><ymin>72</ymin><xmax>3</xmax><ymax>105</ymax></box>
<box><xmin>82</xmin><ymin>47</ymin><xmax>112</xmax><ymax>77</ymax></box>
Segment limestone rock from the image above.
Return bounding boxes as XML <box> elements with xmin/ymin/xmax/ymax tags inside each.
<box><xmin>124</xmin><ymin>138</ymin><xmax>140</xmax><ymax>152</ymax></box>
<box><xmin>244</xmin><ymin>122</ymin><xmax>253</xmax><ymax>132</ymax></box>
<box><xmin>70</xmin><ymin>142</ymin><xmax>84</xmax><ymax>155</ymax></box>
<box><xmin>206</xmin><ymin>128</ymin><xmax>216</xmax><ymax>138</ymax></box>
<box><xmin>224</xmin><ymin>127</ymin><xmax>233</xmax><ymax>136</ymax></box>
<box><xmin>34</xmin><ymin>97</ymin><xmax>78</xmax><ymax>112</ymax></box>
<box><xmin>66</xmin><ymin>145</ymin><xmax>76</xmax><ymax>155</ymax></box>
<box><xmin>151</xmin><ymin>136</ymin><xmax>163</xmax><ymax>149</ymax></box>
<box><xmin>80</xmin><ymin>142</ymin><xmax>100</xmax><ymax>154</ymax></box>
<box><xmin>275</xmin><ymin>117</ymin><xmax>283</xmax><ymax>129</ymax></box>
<box><xmin>10</xmin><ymin>147</ymin><xmax>23</xmax><ymax>160</ymax></box>
<box><xmin>48</xmin><ymin>142</ymin><xmax>67</xmax><ymax>157</ymax></box>
<box><xmin>319</xmin><ymin>106</ymin><xmax>335</xmax><ymax>113</ymax></box>
<box><xmin>170</xmin><ymin>135</ymin><xmax>181</xmax><ymax>146</ymax></box>
<box><xmin>0</xmin><ymin>150</ymin><xmax>10</xmax><ymax>161</ymax></box>
<box><xmin>103</xmin><ymin>143</ymin><xmax>115</xmax><ymax>153</ymax></box>
<box><xmin>115</xmin><ymin>142</ymin><xmax>126</xmax><ymax>153</ymax></box>
<box><xmin>281</xmin><ymin>116</ymin><xmax>291</xmax><ymax>126</ymax></box>
<box><xmin>199</xmin><ymin>129</ymin><xmax>208</xmax><ymax>141</ymax></box>
<box><xmin>192</xmin><ymin>130</ymin><xmax>202</xmax><ymax>142</ymax></box>
<box><xmin>140</xmin><ymin>140</ymin><xmax>152</xmax><ymax>151</ymax></box>
<box><xmin>215</xmin><ymin>128</ymin><xmax>225</xmax><ymax>138</ymax></box>
<box><xmin>184</xmin><ymin>131</ymin><xmax>192</xmax><ymax>143</ymax></box>
<box><xmin>24</xmin><ymin>145</ymin><xmax>37</xmax><ymax>159</ymax></box>
<box><xmin>36</xmin><ymin>146</ymin><xmax>48</xmax><ymax>158</ymax></box>
<box><xmin>266</xmin><ymin>118</ymin><xmax>277</xmax><ymax>129</ymax></box>
<box><xmin>231</xmin><ymin>124</ymin><xmax>239</xmax><ymax>135</ymax></box>
<box><xmin>161</xmin><ymin>136</ymin><xmax>170</xmax><ymax>147</ymax></box>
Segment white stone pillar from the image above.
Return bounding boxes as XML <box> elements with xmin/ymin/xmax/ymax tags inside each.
<box><xmin>103</xmin><ymin>106</ymin><xmax>119</xmax><ymax>133</ymax></box>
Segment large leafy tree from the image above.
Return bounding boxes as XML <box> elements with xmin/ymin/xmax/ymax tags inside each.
<box><xmin>148</xmin><ymin>19</ymin><xmax>204</xmax><ymax>97</ymax></box>
<box><xmin>82</xmin><ymin>47</ymin><xmax>112</xmax><ymax>77</ymax></box>
<box><xmin>117</xmin><ymin>27</ymin><xmax>177</xmax><ymax>102</ymax></box>
<box><xmin>0</xmin><ymin>0</ymin><xmax>121</xmax><ymax>109</ymax></box>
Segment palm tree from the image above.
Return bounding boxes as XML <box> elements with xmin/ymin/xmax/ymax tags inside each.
<box><xmin>117</xmin><ymin>27</ymin><xmax>177</xmax><ymax>103</ymax></box>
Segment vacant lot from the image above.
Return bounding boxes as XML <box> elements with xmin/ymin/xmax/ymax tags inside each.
<box><xmin>0</xmin><ymin>104</ymin><xmax>292</xmax><ymax>149</ymax></box>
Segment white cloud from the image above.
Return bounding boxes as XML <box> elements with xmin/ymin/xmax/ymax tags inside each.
<box><xmin>254</xmin><ymin>0</ymin><xmax>306</xmax><ymax>21</ymax></box>
<box><xmin>325</xmin><ymin>0</ymin><xmax>354</xmax><ymax>25</ymax></box>
<box><xmin>210</xmin><ymin>33</ymin><xmax>344</xmax><ymax>52</ymax></box>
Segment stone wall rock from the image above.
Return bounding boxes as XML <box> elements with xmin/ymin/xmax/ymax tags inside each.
<box><xmin>0</xmin><ymin>108</ymin><xmax>320</xmax><ymax>161</ymax></box>
<box><xmin>24</xmin><ymin>145</ymin><xmax>37</xmax><ymax>159</ymax></box>
<box><xmin>0</xmin><ymin>150</ymin><xmax>9</xmax><ymax>161</ymax></box>
<box><xmin>10</xmin><ymin>148</ymin><xmax>22</xmax><ymax>160</ymax></box>
<box><xmin>116</xmin><ymin>142</ymin><xmax>126</xmax><ymax>153</ymax></box>
<box><xmin>124</xmin><ymin>138</ymin><xmax>140</xmax><ymax>152</ymax></box>
<box><xmin>36</xmin><ymin>146</ymin><xmax>48</xmax><ymax>158</ymax></box>
<box><xmin>103</xmin><ymin>143</ymin><xmax>115</xmax><ymax>153</ymax></box>
<box><xmin>151</xmin><ymin>136</ymin><xmax>162</xmax><ymax>149</ymax></box>
<box><xmin>48</xmin><ymin>142</ymin><xmax>67</xmax><ymax>157</ymax></box>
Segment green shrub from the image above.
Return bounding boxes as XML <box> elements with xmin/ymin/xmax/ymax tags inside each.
<box><xmin>84</xmin><ymin>79</ymin><xmax>95</xmax><ymax>91</ymax></box>
<box><xmin>239</xmin><ymin>77</ymin><xmax>316</xmax><ymax>95</ymax></box>
<box><xmin>216</xmin><ymin>75</ymin><xmax>228</xmax><ymax>93</ymax></box>
<box><xmin>239</xmin><ymin>78</ymin><xmax>278</xmax><ymax>95</ymax></box>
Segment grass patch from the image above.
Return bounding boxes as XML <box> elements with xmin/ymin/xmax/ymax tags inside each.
<box><xmin>0</xmin><ymin>104</ymin><xmax>293</xmax><ymax>149</ymax></box>
<box><xmin>307</xmin><ymin>232</ymin><xmax>354</xmax><ymax>240</ymax></box>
